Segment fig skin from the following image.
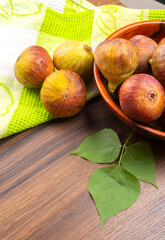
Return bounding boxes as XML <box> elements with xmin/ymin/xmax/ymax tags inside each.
<box><xmin>151</xmin><ymin>44</ymin><xmax>165</xmax><ymax>86</ymax></box>
<box><xmin>94</xmin><ymin>38</ymin><xmax>139</xmax><ymax>93</ymax></box>
<box><xmin>129</xmin><ymin>35</ymin><xmax>157</xmax><ymax>73</ymax></box>
<box><xmin>40</xmin><ymin>70</ymin><xmax>86</xmax><ymax>117</ymax></box>
<box><xmin>119</xmin><ymin>74</ymin><xmax>165</xmax><ymax>123</ymax></box>
<box><xmin>53</xmin><ymin>40</ymin><xmax>94</xmax><ymax>84</ymax></box>
<box><xmin>14</xmin><ymin>46</ymin><xmax>55</xmax><ymax>88</ymax></box>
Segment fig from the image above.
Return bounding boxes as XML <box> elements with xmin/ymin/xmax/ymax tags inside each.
<box><xmin>119</xmin><ymin>74</ymin><xmax>165</xmax><ymax>123</ymax></box>
<box><xmin>53</xmin><ymin>40</ymin><xmax>94</xmax><ymax>84</ymax></box>
<box><xmin>129</xmin><ymin>35</ymin><xmax>157</xmax><ymax>73</ymax></box>
<box><xmin>94</xmin><ymin>38</ymin><xmax>139</xmax><ymax>93</ymax></box>
<box><xmin>14</xmin><ymin>46</ymin><xmax>55</xmax><ymax>88</ymax></box>
<box><xmin>151</xmin><ymin>44</ymin><xmax>165</xmax><ymax>86</ymax></box>
<box><xmin>40</xmin><ymin>70</ymin><xmax>86</xmax><ymax>117</ymax></box>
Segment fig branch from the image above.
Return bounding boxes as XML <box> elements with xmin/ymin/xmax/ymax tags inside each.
<box><xmin>118</xmin><ymin>130</ymin><xmax>134</xmax><ymax>165</ymax></box>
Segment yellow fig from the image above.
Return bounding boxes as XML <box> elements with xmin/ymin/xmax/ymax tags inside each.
<box><xmin>53</xmin><ymin>40</ymin><xmax>94</xmax><ymax>84</ymax></box>
<box><xmin>94</xmin><ymin>38</ymin><xmax>139</xmax><ymax>93</ymax></box>
<box><xmin>40</xmin><ymin>70</ymin><xmax>86</xmax><ymax>117</ymax></box>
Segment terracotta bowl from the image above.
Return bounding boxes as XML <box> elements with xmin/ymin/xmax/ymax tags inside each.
<box><xmin>94</xmin><ymin>20</ymin><xmax>165</xmax><ymax>140</ymax></box>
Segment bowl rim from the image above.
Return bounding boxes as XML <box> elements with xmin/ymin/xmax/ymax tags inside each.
<box><xmin>94</xmin><ymin>20</ymin><xmax>165</xmax><ymax>140</ymax></box>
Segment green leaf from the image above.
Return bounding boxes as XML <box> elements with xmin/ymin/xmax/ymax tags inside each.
<box><xmin>70</xmin><ymin>129</ymin><xmax>121</xmax><ymax>163</ymax></box>
<box><xmin>88</xmin><ymin>165</ymin><xmax>140</xmax><ymax>226</ymax></box>
<box><xmin>121</xmin><ymin>142</ymin><xmax>158</xmax><ymax>188</ymax></box>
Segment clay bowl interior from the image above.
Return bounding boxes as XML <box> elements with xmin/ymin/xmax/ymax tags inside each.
<box><xmin>94</xmin><ymin>20</ymin><xmax>165</xmax><ymax>140</ymax></box>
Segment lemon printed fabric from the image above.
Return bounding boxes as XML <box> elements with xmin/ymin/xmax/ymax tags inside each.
<box><xmin>0</xmin><ymin>0</ymin><xmax>165</xmax><ymax>139</ymax></box>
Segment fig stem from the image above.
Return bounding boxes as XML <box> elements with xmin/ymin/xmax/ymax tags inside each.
<box><xmin>148</xmin><ymin>58</ymin><xmax>152</xmax><ymax>65</ymax></box>
<box><xmin>118</xmin><ymin>130</ymin><xmax>134</xmax><ymax>165</ymax></box>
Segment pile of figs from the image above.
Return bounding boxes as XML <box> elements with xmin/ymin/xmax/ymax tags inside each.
<box><xmin>94</xmin><ymin>35</ymin><xmax>165</xmax><ymax>131</ymax></box>
<box><xmin>13</xmin><ymin>35</ymin><xmax>165</xmax><ymax>130</ymax></box>
<box><xmin>14</xmin><ymin>40</ymin><xmax>94</xmax><ymax>117</ymax></box>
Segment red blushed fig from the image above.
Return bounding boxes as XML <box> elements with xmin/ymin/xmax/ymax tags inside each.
<box><xmin>119</xmin><ymin>74</ymin><xmax>165</xmax><ymax>123</ymax></box>
<box><xmin>129</xmin><ymin>35</ymin><xmax>157</xmax><ymax>74</ymax></box>
<box><xmin>151</xmin><ymin>44</ymin><xmax>165</xmax><ymax>87</ymax></box>
<box><xmin>94</xmin><ymin>38</ymin><xmax>139</xmax><ymax>93</ymax></box>
<box><xmin>14</xmin><ymin>46</ymin><xmax>55</xmax><ymax>88</ymax></box>
<box><xmin>40</xmin><ymin>70</ymin><xmax>86</xmax><ymax>117</ymax></box>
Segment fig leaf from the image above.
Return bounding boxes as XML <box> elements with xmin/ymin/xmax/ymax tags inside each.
<box><xmin>70</xmin><ymin>129</ymin><xmax>157</xmax><ymax>226</ymax></box>
<box><xmin>88</xmin><ymin>165</ymin><xmax>140</xmax><ymax>227</ymax></box>
<box><xmin>70</xmin><ymin>128</ymin><xmax>121</xmax><ymax>163</ymax></box>
<box><xmin>121</xmin><ymin>142</ymin><xmax>158</xmax><ymax>188</ymax></box>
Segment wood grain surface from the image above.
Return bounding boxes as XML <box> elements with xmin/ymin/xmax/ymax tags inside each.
<box><xmin>1</xmin><ymin>1</ymin><xmax>165</xmax><ymax>240</ymax></box>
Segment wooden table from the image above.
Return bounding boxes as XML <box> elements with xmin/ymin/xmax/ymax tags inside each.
<box><xmin>1</xmin><ymin>1</ymin><xmax>165</xmax><ymax>239</ymax></box>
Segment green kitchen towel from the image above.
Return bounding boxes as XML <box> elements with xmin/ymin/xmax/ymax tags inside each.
<box><xmin>0</xmin><ymin>0</ymin><xmax>165</xmax><ymax>139</ymax></box>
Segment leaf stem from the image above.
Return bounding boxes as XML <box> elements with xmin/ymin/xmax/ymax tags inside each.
<box><xmin>118</xmin><ymin>131</ymin><xmax>134</xmax><ymax>165</ymax></box>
